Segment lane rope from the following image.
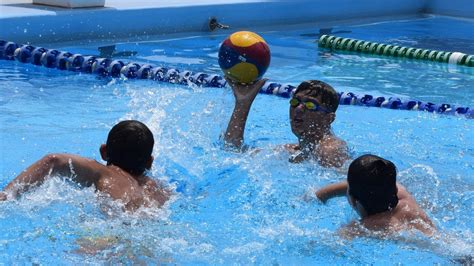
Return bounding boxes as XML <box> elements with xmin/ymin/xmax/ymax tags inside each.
<box><xmin>318</xmin><ymin>35</ymin><xmax>474</xmax><ymax>67</ymax></box>
<box><xmin>1</xmin><ymin>40</ymin><xmax>472</xmax><ymax>118</ymax></box>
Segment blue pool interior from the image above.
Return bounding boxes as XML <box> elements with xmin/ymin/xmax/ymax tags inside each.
<box><xmin>0</xmin><ymin>15</ymin><xmax>474</xmax><ymax>264</ymax></box>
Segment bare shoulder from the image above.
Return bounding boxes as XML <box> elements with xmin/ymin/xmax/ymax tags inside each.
<box><xmin>51</xmin><ymin>153</ymin><xmax>108</xmax><ymax>186</ymax></box>
<box><xmin>318</xmin><ymin>136</ymin><xmax>348</xmax><ymax>159</ymax></box>
<box><xmin>142</xmin><ymin>176</ymin><xmax>171</xmax><ymax>206</ymax></box>
<box><xmin>392</xmin><ymin>186</ymin><xmax>436</xmax><ymax>234</ymax></box>
<box><xmin>386</xmin><ymin>187</ymin><xmax>419</xmax><ymax>222</ymax></box>
<box><xmin>50</xmin><ymin>153</ymin><xmax>102</xmax><ymax>169</ymax></box>
<box><xmin>139</xmin><ymin>175</ymin><xmax>169</xmax><ymax>192</ymax></box>
<box><xmin>94</xmin><ymin>168</ymin><xmax>130</xmax><ymax>189</ymax></box>
<box><xmin>395</xmin><ymin>184</ymin><xmax>421</xmax><ymax>211</ymax></box>
<box><xmin>395</xmin><ymin>183</ymin><xmax>413</xmax><ymax>201</ymax></box>
<box><xmin>143</xmin><ymin>176</ymin><xmax>161</xmax><ymax>188</ymax></box>
<box><xmin>316</xmin><ymin>136</ymin><xmax>349</xmax><ymax>168</ymax></box>
<box><xmin>321</xmin><ymin>135</ymin><xmax>348</xmax><ymax>150</ymax></box>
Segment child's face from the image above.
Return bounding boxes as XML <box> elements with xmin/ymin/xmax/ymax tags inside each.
<box><xmin>289</xmin><ymin>93</ymin><xmax>333</xmax><ymax>138</ymax></box>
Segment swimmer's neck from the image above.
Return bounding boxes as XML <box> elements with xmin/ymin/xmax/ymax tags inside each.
<box><xmin>297</xmin><ymin>130</ymin><xmax>332</xmax><ymax>151</ymax></box>
<box><xmin>358</xmin><ymin>206</ymin><xmax>396</xmax><ymax>220</ymax></box>
<box><xmin>107</xmin><ymin>164</ymin><xmax>148</xmax><ymax>185</ymax></box>
<box><xmin>298</xmin><ymin>140</ymin><xmax>316</xmax><ymax>153</ymax></box>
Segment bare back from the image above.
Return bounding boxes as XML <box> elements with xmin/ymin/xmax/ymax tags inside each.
<box><xmin>1</xmin><ymin>153</ymin><xmax>169</xmax><ymax>212</ymax></box>
<box><xmin>359</xmin><ymin>184</ymin><xmax>435</xmax><ymax>235</ymax></box>
<box><xmin>316</xmin><ymin>181</ymin><xmax>436</xmax><ymax>237</ymax></box>
<box><xmin>94</xmin><ymin>165</ymin><xmax>169</xmax><ymax>211</ymax></box>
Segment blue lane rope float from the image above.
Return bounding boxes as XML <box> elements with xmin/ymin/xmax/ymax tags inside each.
<box><xmin>2</xmin><ymin>41</ymin><xmax>227</xmax><ymax>88</ymax></box>
<box><xmin>260</xmin><ymin>82</ymin><xmax>473</xmax><ymax>118</ymax></box>
<box><xmin>318</xmin><ymin>35</ymin><xmax>474</xmax><ymax>67</ymax></box>
<box><xmin>1</xmin><ymin>40</ymin><xmax>472</xmax><ymax>119</ymax></box>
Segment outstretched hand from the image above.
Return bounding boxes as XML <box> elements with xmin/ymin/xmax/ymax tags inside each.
<box><xmin>223</xmin><ymin>77</ymin><xmax>268</xmax><ymax>149</ymax></box>
<box><xmin>314</xmin><ymin>181</ymin><xmax>348</xmax><ymax>203</ymax></box>
<box><xmin>315</xmin><ymin>189</ymin><xmax>328</xmax><ymax>203</ymax></box>
<box><xmin>225</xmin><ymin>77</ymin><xmax>268</xmax><ymax>103</ymax></box>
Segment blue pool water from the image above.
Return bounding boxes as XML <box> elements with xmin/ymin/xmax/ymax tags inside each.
<box><xmin>0</xmin><ymin>16</ymin><xmax>473</xmax><ymax>264</ymax></box>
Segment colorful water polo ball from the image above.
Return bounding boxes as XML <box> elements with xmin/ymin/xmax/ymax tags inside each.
<box><xmin>218</xmin><ymin>31</ymin><xmax>270</xmax><ymax>84</ymax></box>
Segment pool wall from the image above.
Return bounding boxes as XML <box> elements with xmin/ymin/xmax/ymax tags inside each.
<box><xmin>426</xmin><ymin>0</ymin><xmax>474</xmax><ymax>18</ymax></box>
<box><xmin>1</xmin><ymin>0</ymin><xmax>473</xmax><ymax>44</ymax></box>
<box><xmin>0</xmin><ymin>0</ymin><xmax>431</xmax><ymax>44</ymax></box>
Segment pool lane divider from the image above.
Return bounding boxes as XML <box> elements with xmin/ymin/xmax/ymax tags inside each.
<box><xmin>1</xmin><ymin>40</ymin><xmax>472</xmax><ymax>119</ymax></box>
<box><xmin>0</xmin><ymin>41</ymin><xmax>227</xmax><ymax>88</ymax></box>
<box><xmin>259</xmin><ymin>83</ymin><xmax>473</xmax><ymax>118</ymax></box>
<box><xmin>318</xmin><ymin>35</ymin><xmax>474</xmax><ymax>67</ymax></box>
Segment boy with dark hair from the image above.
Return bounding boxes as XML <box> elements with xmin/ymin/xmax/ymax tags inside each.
<box><xmin>0</xmin><ymin>120</ymin><xmax>169</xmax><ymax>212</ymax></box>
<box><xmin>105</xmin><ymin>120</ymin><xmax>155</xmax><ymax>175</ymax></box>
<box><xmin>315</xmin><ymin>154</ymin><xmax>435</xmax><ymax>236</ymax></box>
<box><xmin>224</xmin><ymin>79</ymin><xmax>348</xmax><ymax>167</ymax></box>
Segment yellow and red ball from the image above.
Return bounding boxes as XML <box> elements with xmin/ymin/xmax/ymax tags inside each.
<box><xmin>218</xmin><ymin>31</ymin><xmax>270</xmax><ymax>84</ymax></box>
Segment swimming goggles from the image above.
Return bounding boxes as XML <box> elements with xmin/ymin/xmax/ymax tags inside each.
<box><xmin>289</xmin><ymin>97</ymin><xmax>330</xmax><ymax>113</ymax></box>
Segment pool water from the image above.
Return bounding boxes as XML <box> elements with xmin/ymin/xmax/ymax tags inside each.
<box><xmin>0</xmin><ymin>16</ymin><xmax>473</xmax><ymax>264</ymax></box>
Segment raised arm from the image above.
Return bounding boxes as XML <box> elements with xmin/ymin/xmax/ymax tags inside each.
<box><xmin>224</xmin><ymin>78</ymin><xmax>267</xmax><ymax>149</ymax></box>
<box><xmin>315</xmin><ymin>181</ymin><xmax>348</xmax><ymax>203</ymax></box>
<box><xmin>1</xmin><ymin>153</ymin><xmax>102</xmax><ymax>200</ymax></box>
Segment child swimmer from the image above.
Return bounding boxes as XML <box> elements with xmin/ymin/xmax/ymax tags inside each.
<box><xmin>316</xmin><ymin>154</ymin><xmax>435</xmax><ymax>237</ymax></box>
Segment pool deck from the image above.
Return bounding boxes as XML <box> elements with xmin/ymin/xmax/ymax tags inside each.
<box><xmin>1</xmin><ymin>0</ymin><xmax>473</xmax><ymax>44</ymax></box>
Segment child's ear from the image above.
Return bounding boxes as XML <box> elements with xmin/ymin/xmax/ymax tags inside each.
<box><xmin>354</xmin><ymin>200</ymin><xmax>368</xmax><ymax>218</ymax></box>
<box><xmin>100</xmin><ymin>144</ymin><xmax>107</xmax><ymax>161</ymax></box>
<box><xmin>145</xmin><ymin>155</ymin><xmax>154</xmax><ymax>170</ymax></box>
<box><xmin>347</xmin><ymin>194</ymin><xmax>356</xmax><ymax>207</ymax></box>
<box><xmin>322</xmin><ymin>112</ymin><xmax>336</xmax><ymax>125</ymax></box>
<box><xmin>328</xmin><ymin>112</ymin><xmax>336</xmax><ymax>124</ymax></box>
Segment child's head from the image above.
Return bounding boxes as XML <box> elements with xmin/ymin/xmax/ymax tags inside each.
<box><xmin>103</xmin><ymin>120</ymin><xmax>154</xmax><ymax>175</ymax></box>
<box><xmin>289</xmin><ymin>80</ymin><xmax>339</xmax><ymax>138</ymax></box>
<box><xmin>293</xmin><ymin>80</ymin><xmax>339</xmax><ymax>113</ymax></box>
<box><xmin>347</xmin><ymin>154</ymin><xmax>399</xmax><ymax>216</ymax></box>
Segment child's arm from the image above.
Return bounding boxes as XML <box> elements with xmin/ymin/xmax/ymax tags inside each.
<box><xmin>224</xmin><ymin>78</ymin><xmax>267</xmax><ymax>149</ymax></box>
<box><xmin>1</xmin><ymin>153</ymin><xmax>101</xmax><ymax>200</ymax></box>
<box><xmin>315</xmin><ymin>181</ymin><xmax>348</xmax><ymax>203</ymax></box>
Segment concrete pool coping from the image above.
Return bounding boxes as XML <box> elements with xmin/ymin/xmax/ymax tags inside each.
<box><xmin>1</xmin><ymin>0</ymin><xmax>473</xmax><ymax>45</ymax></box>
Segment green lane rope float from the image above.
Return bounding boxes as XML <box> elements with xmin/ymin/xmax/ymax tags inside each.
<box><xmin>318</xmin><ymin>35</ymin><xmax>474</xmax><ymax>67</ymax></box>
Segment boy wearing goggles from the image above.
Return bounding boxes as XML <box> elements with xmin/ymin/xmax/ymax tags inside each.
<box><xmin>224</xmin><ymin>78</ymin><xmax>349</xmax><ymax>168</ymax></box>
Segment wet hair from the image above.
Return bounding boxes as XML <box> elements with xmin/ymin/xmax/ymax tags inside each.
<box><xmin>347</xmin><ymin>154</ymin><xmax>399</xmax><ymax>216</ymax></box>
<box><xmin>106</xmin><ymin>120</ymin><xmax>154</xmax><ymax>176</ymax></box>
<box><xmin>294</xmin><ymin>80</ymin><xmax>339</xmax><ymax>112</ymax></box>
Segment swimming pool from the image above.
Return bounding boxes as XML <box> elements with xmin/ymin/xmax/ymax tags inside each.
<box><xmin>0</xmin><ymin>16</ymin><xmax>473</xmax><ymax>264</ymax></box>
